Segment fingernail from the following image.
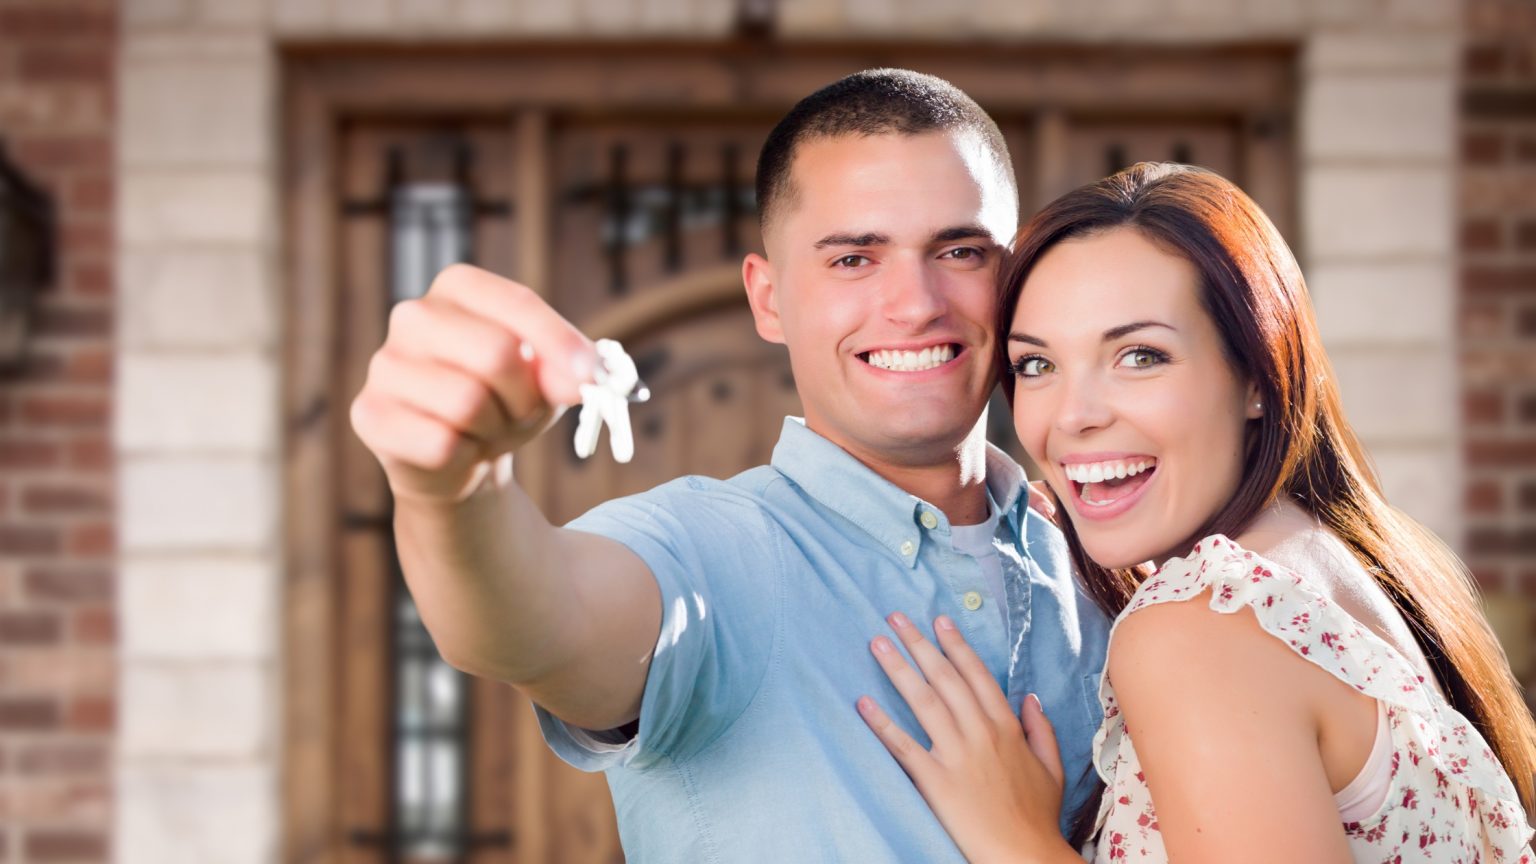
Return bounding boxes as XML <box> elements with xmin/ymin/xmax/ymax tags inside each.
<box><xmin>518</xmin><ymin>341</ymin><xmax>536</xmax><ymax>363</ymax></box>
<box><xmin>856</xmin><ymin>696</ymin><xmax>875</xmax><ymax>715</ymax></box>
<box><xmin>571</xmin><ymin>350</ymin><xmax>595</xmax><ymax>384</ymax></box>
<box><xmin>1027</xmin><ymin>693</ymin><xmax>1043</xmax><ymax>711</ymax></box>
<box><xmin>935</xmin><ymin>615</ymin><xmax>956</xmax><ymax>632</ymax></box>
<box><xmin>888</xmin><ymin>611</ymin><xmax>910</xmax><ymax>630</ymax></box>
<box><xmin>872</xmin><ymin>636</ymin><xmax>894</xmax><ymax>655</ymax></box>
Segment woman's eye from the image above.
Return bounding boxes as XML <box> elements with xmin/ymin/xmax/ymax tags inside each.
<box><xmin>1117</xmin><ymin>348</ymin><xmax>1167</xmax><ymax>369</ymax></box>
<box><xmin>1011</xmin><ymin>356</ymin><xmax>1053</xmax><ymax>377</ymax></box>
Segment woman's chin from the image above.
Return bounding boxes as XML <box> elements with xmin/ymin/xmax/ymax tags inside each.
<box><xmin>1076</xmin><ymin>534</ymin><xmax>1157</xmax><ymax>572</ymax></box>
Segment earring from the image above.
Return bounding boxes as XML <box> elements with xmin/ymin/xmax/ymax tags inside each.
<box><xmin>1253</xmin><ymin>401</ymin><xmax>1264</xmax><ymax>414</ymax></box>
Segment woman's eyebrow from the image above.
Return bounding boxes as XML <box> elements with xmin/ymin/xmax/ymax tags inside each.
<box><xmin>1006</xmin><ymin>320</ymin><xmax>1177</xmax><ymax>348</ymax></box>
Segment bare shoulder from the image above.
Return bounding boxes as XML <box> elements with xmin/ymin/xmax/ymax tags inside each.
<box><xmin>1107</xmin><ymin>586</ymin><xmax>1326</xmax><ymax>722</ymax></box>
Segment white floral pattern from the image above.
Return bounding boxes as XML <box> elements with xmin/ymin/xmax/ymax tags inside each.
<box><xmin>1086</xmin><ymin>535</ymin><xmax>1535</xmax><ymax>863</ymax></box>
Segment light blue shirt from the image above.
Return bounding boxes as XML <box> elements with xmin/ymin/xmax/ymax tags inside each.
<box><xmin>539</xmin><ymin>417</ymin><xmax>1111</xmax><ymax>862</ymax></box>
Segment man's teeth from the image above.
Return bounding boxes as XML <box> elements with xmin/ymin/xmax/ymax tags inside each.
<box><xmin>865</xmin><ymin>345</ymin><xmax>955</xmax><ymax>372</ymax></box>
<box><xmin>1063</xmin><ymin>459</ymin><xmax>1156</xmax><ymax>484</ymax></box>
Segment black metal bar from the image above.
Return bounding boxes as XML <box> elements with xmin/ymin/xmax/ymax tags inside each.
<box><xmin>607</xmin><ymin>143</ymin><xmax>630</xmax><ymax>294</ymax></box>
<box><xmin>664</xmin><ymin>141</ymin><xmax>684</xmax><ymax>273</ymax></box>
<box><xmin>722</xmin><ymin>142</ymin><xmax>742</xmax><ymax>256</ymax></box>
<box><xmin>1105</xmin><ymin>143</ymin><xmax>1127</xmax><ymax>176</ymax></box>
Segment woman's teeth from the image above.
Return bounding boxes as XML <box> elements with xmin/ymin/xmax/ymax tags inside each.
<box><xmin>1063</xmin><ymin>458</ymin><xmax>1155</xmax><ymax>484</ymax></box>
<box><xmin>864</xmin><ymin>344</ymin><xmax>955</xmax><ymax>372</ymax></box>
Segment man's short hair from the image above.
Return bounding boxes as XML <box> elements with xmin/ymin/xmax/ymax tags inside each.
<box><xmin>755</xmin><ymin>68</ymin><xmax>1016</xmax><ymax>232</ymax></box>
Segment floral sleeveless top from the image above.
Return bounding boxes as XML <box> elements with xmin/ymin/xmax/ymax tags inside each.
<box><xmin>1086</xmin><ymin>535</ymin><xmax>1534</xmax><ymax>863</ymax></box>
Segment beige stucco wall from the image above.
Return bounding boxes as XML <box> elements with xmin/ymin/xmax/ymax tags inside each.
<box><xmin>112</xmin><ymin>0</ymin><xmax>1460</xmax><ymax>860</ymax></box>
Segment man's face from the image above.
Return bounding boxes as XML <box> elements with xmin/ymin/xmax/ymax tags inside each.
<box><xmin>746</xmin><ymin>130</ymin><xmax>1017</xmax><ymax>469</ymax></box>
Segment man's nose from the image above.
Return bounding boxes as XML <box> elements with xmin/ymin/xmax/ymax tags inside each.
<box><xmin>881</xmin><ymin>257</ymin><xmax>945</xmax><ymax>329</ymax></box>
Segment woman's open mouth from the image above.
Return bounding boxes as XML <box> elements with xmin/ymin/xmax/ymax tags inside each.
<box><xmin>1063</xmin><ymin>457</ymin><xmax>1157</xmax><ymax>520</ymax></box>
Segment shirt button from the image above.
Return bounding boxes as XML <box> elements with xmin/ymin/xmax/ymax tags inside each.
<box><xmin>899</xmin><ymin>540</ymin><xmax>915</xmax><ymax>557</ymax></box>
<box><xmin>920</xmin><ymin>511</ymin><xmax>939</xmax><ymax>530</ymax></box>
<box><xmin>962</xmin><ymin>591</ymin><xmax>983</xmax><ymax>611</ymax></box>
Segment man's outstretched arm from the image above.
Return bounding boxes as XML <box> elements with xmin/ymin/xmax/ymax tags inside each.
<box><xmin>350</xmin><ymin>263</ymin><xmax>660</xmax><ymax>731</ymax></box>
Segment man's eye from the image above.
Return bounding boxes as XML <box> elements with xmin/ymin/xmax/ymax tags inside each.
<box><xmin>941</xmin><ymin>247</ymin><xmax>984</xmax><ymax>261</ymax></box>
<box><xmin>834</xmin><ymin>255</ymin><xmax>870</xmax><ymax>268</ymax></box>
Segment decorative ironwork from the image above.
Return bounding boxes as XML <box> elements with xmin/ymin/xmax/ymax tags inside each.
<box><xmin>570</xmin><ymin>140</ymin><xmax>758</xmax><ymax>295</ymax></box>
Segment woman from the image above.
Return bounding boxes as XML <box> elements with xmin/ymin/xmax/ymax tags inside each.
<box><xmin>856</xmin><ymin>163</ymin><xmax>1536</xmax><ymax>862</ymax></box>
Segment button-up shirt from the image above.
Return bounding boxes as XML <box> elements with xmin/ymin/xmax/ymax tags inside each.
<box><xmin>538</xmin><ymin>417</ymin><xmax>1111</xmax><ymax>862</ymax></box>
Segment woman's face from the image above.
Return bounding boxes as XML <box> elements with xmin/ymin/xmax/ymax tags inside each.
<box><xmin>1006</xmin><ymin>227</ymin><xmax>1260</xmax><ymax>569</ymax></box>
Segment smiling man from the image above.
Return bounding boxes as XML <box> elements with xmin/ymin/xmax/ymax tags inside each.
<box><xmin>350</xmin><ymin>69</ymin><xmax>1109</xmax><ymax>861</ymax></box>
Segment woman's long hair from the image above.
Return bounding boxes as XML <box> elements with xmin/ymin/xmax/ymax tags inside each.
<box><xmin>998</xmin><ymin>163</ymin><xmax>1536</xmax><ymax>838</ymax></box>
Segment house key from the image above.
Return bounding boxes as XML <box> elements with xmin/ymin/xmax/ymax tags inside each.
<box><xmin>573</xmin><ymin>339</ymin><xmax>649</xmax><ymax>464</ymax></box>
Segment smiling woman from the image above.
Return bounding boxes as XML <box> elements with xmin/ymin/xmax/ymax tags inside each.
<box><xmin>858</xmin><ymin>163</ymin><xmax>1536</xmax><ymax>864</ymax></box>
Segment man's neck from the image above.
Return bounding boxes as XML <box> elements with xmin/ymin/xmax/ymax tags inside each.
<box><xmin>828</xmin><ymin>416</ymin><xmax>993</xmax><ymax>526</ymax></box>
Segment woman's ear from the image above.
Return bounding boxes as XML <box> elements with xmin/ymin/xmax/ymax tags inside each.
<box><xmin>1245</xmin><ymin>382</ymin><xmax>1265</xmax><ymax>420</ymax></box>
<box><xmin>742</xmin><ymin>253</ymin><xmax>786</xmax><ymax>344</ymax></box>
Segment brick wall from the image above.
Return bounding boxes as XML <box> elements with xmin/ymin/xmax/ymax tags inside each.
<box><xmin>0</xmin><ymin>0</ymin><xmax>117</xmax><ymax>861</ymax></box>
<box><xmin>1462</xmin><ymin>0</ymin><xmax>1536</xmax><ymax>693</ymax></box>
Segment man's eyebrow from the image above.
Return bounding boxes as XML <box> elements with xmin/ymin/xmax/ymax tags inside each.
<box><xmin>1007</xmin><ymin>321</ymin><xmax>1177</xmax><ymax>348</ymax></box>
<box><xmin>930</xmin><ymin>224</ymin><xmax>995</xmax><ymax>245</ymax></box>
<box><xmin>813</xmin><ymin>232</ymin><xmax>890</xmax><ymax>249</ymax></box>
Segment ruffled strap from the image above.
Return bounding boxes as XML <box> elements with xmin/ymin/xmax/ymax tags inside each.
<box><xmin>1091</xmin><ymin>535</ymin><xmax>1532</xmax><ymax>858</ymax></box>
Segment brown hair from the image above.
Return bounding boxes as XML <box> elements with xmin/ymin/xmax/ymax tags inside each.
<box><xmin>998</xmin><ymin>163</ymin><xmax>1536</xmax><ymax>835</ymax></box>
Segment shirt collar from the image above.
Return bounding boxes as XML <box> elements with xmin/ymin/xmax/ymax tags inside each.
<box><xmin>769</xmin><ymin>417</ymin><xmax>1030</xmax><ymax>567</ymax></box>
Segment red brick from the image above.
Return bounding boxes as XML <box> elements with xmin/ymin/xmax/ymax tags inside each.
<box><xmin>1517</xmin><ymin>134</ymin><xmax>1536</xmax><ymax>164</ymax></box>
<box><xmin>0</xmin><ymin>7</ymin><xmax>114</xmax><ymax>39</ymax></box>
<box><xmin>0</xmin><ymin>612</ymin><xmax>61</xmax><ymax>646</ymax></box>
<box><xmin>1464</xmin><ymin>266</ymin><xmax>1536</xmax><ymax>296</ymax></box>
<box><xmin>9</xmin><ymin>135</ymin><xmax>110</xmax><ymax>174</ymax></box>
<box><xmin>1467</xmin><ymin>479</ymin><xmax>1503</xmax><ymax>513</ymax></box>
<box><xmin>65</xmin><ymin>696</ymin><xmax>112</xmax><ymax>732</ymax></box>
<box><xmin>23</xmin><ymin>566</ymin><xmax>112</xmax><ymax>603</ymax></box>
<box><xmin>1521</xmin><ymin>481</ymin><xmax>1536</xmax><ymax>513</ymax></box>
<box><xmin>65</xmin><ymin>174</ymin><xmax>111</xmax><ymax>213</ymax></box>
<box><xmin>0</xmin><ymin>439</ymin><xmax>63</xmax><ymax>469</ymax></box>
<box><xmin>65</xmin><ymin>521</ymin><xmax>112</xmax><ymax>557</ymax></box>
<box><xmin>14</xmin><ymin>741</ymin><xmax>108</xmax><ymax>776</ymax></box>
<box><xmin>0</xmin><ymin>526</ymin><xmax>62</xmax><ymax>556</ymax></box>
<box><xmin>66</xmin><ymin>260</ymin><xmax>111</xmax><ymax>297</ymax></box>
<box><xmin>1520</xmin><ymin>306</ymin><xmax>1536</xmax><ymax>338</ymax></box>
<box><xmin>1461</xmin><ymin>218</ymin><xmax>1502</xmax><ymax>252</ymax></box>
<box><xmin>0</xmin><ymin>698</ymin><xmax>59</xmax><ymax>731</ymax></box>
<box><xmin>1469</xmin><ymin>527</ymin><xmax>1536</xmax><ymax>556</ymax></box>
<box><xmin>1469</xmin><ymin>440</ymin><xmax>1536</xmax><ymax>468</ymax></box>
<box><xmin>1520</xmin><ymin>393</ymin><xmax>1536</xmax><ymax>424</ymax></box>
<box><xmin>1465</xmin><ymin>42</ymin><xmax>1506</xmax><ymax>79</ymax></box>
<box><xmin>65</xmin><ymin>347</ymin><xmax>111</xmax><ymax>384</ymax></box>
<box><xmin>1464</xmin><ymin>130</ymin><xmax>1506</xmax><ymax>164</ymax></box>
<box><xmin>33</xmin><ymin>303</ymin><xmax>110</xmax><ymax>339</ymax></box>
<box><xmin>73</xmin><ymin>607</ymin><xmax>112</xmax><ymax>644</ymax></box>
<box><xmin>66</xmin><ymin>437</ymin><xmax>110</xmax><ymax>471</ymax></box>
<box><xmin>17</xmin><ymin>394</ymin><xmax>107</xmax><ymax>428</ymax></box>
<box><xmin>21</xmin><ymin>482</ymin><xmax>109</xmax><ymax>515</ymax></box>
<box><xmin>24</xmin><ymin>829</ymin><xmax>108</xmax><ymax>862</ymax></box>
<box><xmin>1464</xmin><ymin>388</ymin><xmax>1505</xmax><ymax>424</ymax></box>
<box><xmin>17</xmin><ymin>47</ymin><xmax>113</xmax><ymax>85</ymax></box>
<box><xmin>1518</xmin><ymin>219</ymin><xmax>1536</xmax><ymax>251</ymax></box>
<box><xmin>1473</xmin><ymin>564</ymin><xmax>1509</xmax><ymax>592</ymax></box>
<box><xmin>58</xmin><ymin>220</ymin><xmax>110</xmax><ymax>259</ymax></box>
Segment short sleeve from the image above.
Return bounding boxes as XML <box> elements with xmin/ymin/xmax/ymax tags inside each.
<box><xmin>534</xmin><ymin>477</ymin><xmax>783</xmax><ymax>771</ymax></box>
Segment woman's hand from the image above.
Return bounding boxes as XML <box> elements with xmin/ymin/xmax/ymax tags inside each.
<box><xmin>858</xmin><ymin>613</ymin><xmax>1082</xmax><ymax>864</ymax></box>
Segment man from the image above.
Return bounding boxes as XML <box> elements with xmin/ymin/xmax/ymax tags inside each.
<box><xmin>350</xmin><ymin>69</ymin><xmax>1109</xmax><ymax>860</ymax></box>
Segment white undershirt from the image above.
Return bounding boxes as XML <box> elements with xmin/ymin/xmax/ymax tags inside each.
<box><xmin>948</xmin><ymin>506</ymin><xmax>1009</xmax><ymax>643</ymax></box>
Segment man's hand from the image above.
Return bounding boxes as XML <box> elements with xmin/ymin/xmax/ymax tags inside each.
<box><xmin>350</xmin><ymin>264</ymin><xmax>597</xmax><ymax>504</ymax></box>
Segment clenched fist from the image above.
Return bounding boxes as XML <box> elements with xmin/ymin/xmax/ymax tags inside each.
<box><xmin>350</xmin><ymin>263</ymin><xmax>596</xmax><ymax>504</ymax></box>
